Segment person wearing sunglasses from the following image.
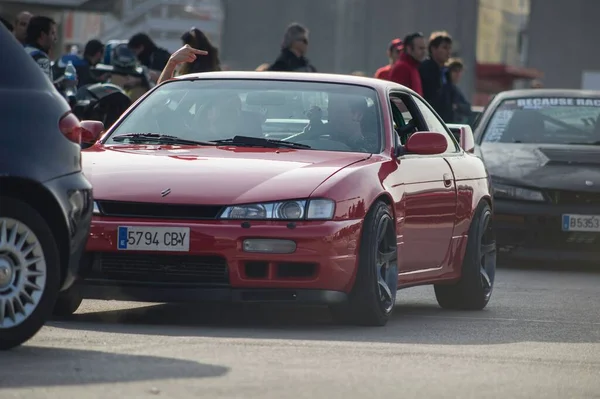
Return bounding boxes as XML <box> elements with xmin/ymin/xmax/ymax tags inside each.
<box><xmin>267</xmin><ymin>22</ymin><xmax>317</xmax><ymax>72</ymax></box>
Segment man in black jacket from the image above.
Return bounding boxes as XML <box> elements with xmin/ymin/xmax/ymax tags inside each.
<box><xmin>419</xmin><ymin>31</ymin><xmax>453</xmax><ymax>122</ymax></box>
<box><xmin>268</xmin><ymin>22</ymin><xmax>317</xmax><ymax>72</ymax></box>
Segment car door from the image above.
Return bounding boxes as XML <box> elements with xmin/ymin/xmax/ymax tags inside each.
<box><xmin>387</xmin><ymin>91</ymin><xmax>458</xmax><ymax>273</ymax></box>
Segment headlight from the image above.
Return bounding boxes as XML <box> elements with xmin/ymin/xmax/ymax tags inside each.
<box><xmin>492</xmin><ymin>182</ymin><xmax>545</xmax><ymax>202</ymax></box>
<box><xmin>219</xmin><ymin>198</ymin><xmax>335</xmax><ymax>220</ymax></box>
<box><xmin>92</xmin><ymin>201</ymin><xmax>101</xmax><ymax>215</ymax></box>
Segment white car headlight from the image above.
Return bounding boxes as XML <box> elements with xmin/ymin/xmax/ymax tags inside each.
<box><xmin>219</xmin><ymin>198</ymin><xmax>335</xmax><ymax>220</ymax></box>
<box><xmin>492</xmin><ymin>183</ymin><xmax>545</xmax><ymax>202</ymax></box>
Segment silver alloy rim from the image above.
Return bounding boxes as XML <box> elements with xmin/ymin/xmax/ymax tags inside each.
<box><xmin>0</xmin><ymin>218</ymin><xmax>47</xmax><ymax>329</ymax></box>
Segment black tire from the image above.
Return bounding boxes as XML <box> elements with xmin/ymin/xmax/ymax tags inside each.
<box><xmin>0</xmin><ymin>197</ymin><xmax>61</xmax><ymax>350</ymax></box>
<box><xmin>52</xmin><ymin>282</ymin><xmax>83</xmax><ymax>318</ymax></box>
<box><xmin>434</xmin><ymin>201</ymin><xmax>496</xmax><ymax>310</ymax></box>
<box><xmin>330</xmin><ymin>200</ymin><xmax>398</xmax><ymax>326</ymax></box>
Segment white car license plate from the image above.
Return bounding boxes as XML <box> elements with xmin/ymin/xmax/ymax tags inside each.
<box><xmin>562</xmin><ymin>214</ymin><xmax>600</xmax><ymax>232</ymax></box>
<box><xmin>117</xmin><ymin>226</ymin><xmax>190</xmax><ymax>251</ymax></box>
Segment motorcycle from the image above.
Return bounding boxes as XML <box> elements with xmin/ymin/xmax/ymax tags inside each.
<box><xmin>52</xmin><ymin>44</ymin><xmax>143</xmax><ymax>148</ymax></box>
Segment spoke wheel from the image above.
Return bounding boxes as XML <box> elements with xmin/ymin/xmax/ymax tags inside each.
<box><xmin>375</xmin><ymin>215</ymin><xmax>398</xmax><ymax>314</ymax></box>
<box><xmin>434</xmin><ymin>201</ymin><xmax>496</xmax><ymax>310</ymax></box>
<box><xmin>330</xmin><ymin>201</ymin><xmax>398</xmax><ymax>326</ymax></box>
<box><xmin>478</xmin><ymin>210</ymin><xmax>496</xmax><ymax>300</ymax></box>
<box><xmin>0</xmin><ymin>197</ymin><xmax>60</xmax><ymax>350</ymax></box>
<box><xmin>0</xmin><ymin>218</ymin><xmax>47</xmax><ymax>329</ymax></box>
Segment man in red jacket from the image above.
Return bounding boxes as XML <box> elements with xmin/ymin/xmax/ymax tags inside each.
<box><xmin>374</xmin><ymin>38</ymin><xmax>403</xmax><ymax>80</ymax></box>
<box><xmin>388</xmin><ymin>32</ymin><xmax>427</xmax><ymax>95</ymax></box>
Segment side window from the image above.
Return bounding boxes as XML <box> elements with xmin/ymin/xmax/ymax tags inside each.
<box><xmin>389</xmin><ymin>94</ymin><xmax>421</xmax><ymax>145</ymax></box>
<box><xmin>412</xmin><ymin>95</ymin><xmax>460</xmax><ymax>153</ymax></box>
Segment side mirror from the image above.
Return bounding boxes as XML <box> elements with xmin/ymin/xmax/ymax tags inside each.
<box><xmin>405</xmin><ymin>131</ymin><xmax>448</xmax><ymax>155</ymax></box>
<box><xmin>80</xmin><ymin>120</ymin><xmax>104</xmax><ymax>144</ymax></box>
<box><xmin>459</xmin><ymin>125</ymin><xmax>475</xmax><ymax>153</ymax></box>
<box><xmin>447</xmin><ymin>124</ymin><xmax>475</xmax><ymax>153</ymax></box>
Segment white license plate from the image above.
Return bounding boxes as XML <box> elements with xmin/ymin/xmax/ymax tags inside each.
<box><xmin>562</xmin><ymin>214</ymin><xmax>600</xmax><ymax>232</ymax></box>
<box><xmin>117</xmin><ymin>226</ymin><xmax>190</xmax><ymax>251</ymax></box>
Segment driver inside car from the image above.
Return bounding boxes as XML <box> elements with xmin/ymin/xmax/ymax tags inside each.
<box><xmin>191</xmin><ymin>92</ymin><xmax>263</xmax><ymax>140</ymax></box>
<box><xmin>302</xmin><ymin>93</ymin><xmax>365</xmax><ymax>150</ymax></box>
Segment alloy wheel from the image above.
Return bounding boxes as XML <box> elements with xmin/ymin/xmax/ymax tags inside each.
<box><xmin>478</xmin><ymin>210</ymin><xmax>496</xmax><ymax>298</ymax></box>
<box><xmin>0</xmin><ymin>218</ymin><xmax>47</xmax><ymax>329</ymax></box>
<box><xmin>375</xmin><ymin>215</ymin><xmax>398</xmax><ymax>314</ymax></box>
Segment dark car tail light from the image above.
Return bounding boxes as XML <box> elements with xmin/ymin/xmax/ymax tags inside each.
<box><xmin>59</xmin><ymin>112</ymin><xmax>82</xmax><ymax>144</ymax></box>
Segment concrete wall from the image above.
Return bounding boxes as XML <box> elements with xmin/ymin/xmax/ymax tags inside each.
<box><xmin>527</xmin><ymin>0</ymin><xmax>600</xmax><ymax>89</ymax></box>
<box><xmin>220</xmin><ymin>0</ymin><xmax>479</xmax><ymax>98</ymax></box>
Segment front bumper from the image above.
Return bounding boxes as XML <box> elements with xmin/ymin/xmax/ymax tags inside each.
<box><xmin>495</xmin><ymin>198</ymin><xmax>600</xmax><ymax>262</ymax></box>
<box><xmin>79</xmin><ymin>217</ymin><xmax>362</xmax><ymax>304</ymax></box>
<box><xmin>44</xmin><ymin>171</ymin><xmax>93</xmax><ymax>291</ymax></box>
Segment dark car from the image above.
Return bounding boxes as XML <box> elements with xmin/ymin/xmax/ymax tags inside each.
<box><xmin>469</xmin><ymin>105</ymin><xmax>484</xmax><ymax>128</ymax></box>
<box><xmin>0</xmin><ymin>25</ymin><xmax>94</xmax><ymax>350</ymax></box>
<box><xmin>474</xmin><ymin>89</ymin><xmax>600</xmax><ymax>263</ymax></box>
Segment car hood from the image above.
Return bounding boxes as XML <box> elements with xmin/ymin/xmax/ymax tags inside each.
<box><xmin>83</xmin><ymin>145</ymin><xmax>370</xmax><ymax>204</ymax></box>
<box><xmin>479</xmin><ymin>142</ymin><xmax>600</xmax><ymax>191</ymax></box>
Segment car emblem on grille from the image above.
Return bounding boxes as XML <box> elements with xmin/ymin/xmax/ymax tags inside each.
<box><xmin>161</xmin><ymin>188</ymin><xmax>172</xmax><ymax>197</ymax></box>
<box><xmin>585</xmin><ymin>180</ymin><xmax>594</xmax><ymax>187</ymax></box>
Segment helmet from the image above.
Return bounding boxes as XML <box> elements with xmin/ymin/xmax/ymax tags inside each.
<box><xmin>74</xmin><ymin>82</ymin><xmax>132</xmax><ymax>130</ymax></box>
<box><xmin>111</xmin><ymin>43</ymin><xmax>137</xmax><ymax>69</ymax></box>
<box><xmin>102</xmin><ymin>40</ymin><xmax>137</xmax><ymax>69</ymax></box>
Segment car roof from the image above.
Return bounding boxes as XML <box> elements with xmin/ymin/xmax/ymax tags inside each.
<box><xmin>0</xmin><ymin>25</ymin><xmax>55</xmax><ymax>90</ymax></box>
<box><xmin>174</xmin><ymin>70</ymin><xmax>416</xmax><ymax>94</ymax></box>
<box><xmin>494</xmin><ymin>88</ymin><xmax>600</xmax><ymax>100</ymax></box>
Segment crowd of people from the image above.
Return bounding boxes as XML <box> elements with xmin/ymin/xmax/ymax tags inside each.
<box><xmin>373</xmin><ymin>31</ymin><xmax>471</xmax><ymax>124</ymax></box>
<box><xmin>1</xmin><ymin>11</ymin><xmax>513</xmax><ymax>125</ymax></box>
<box><xmin>0</xmin><ymin>10</ymin><xmax>220</xmax><ymax>99</ymax></box>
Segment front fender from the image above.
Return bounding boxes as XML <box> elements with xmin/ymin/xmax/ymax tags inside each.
<box><xmin>310</xmin><ymin>155</ymin><xmax>396</xmax><ymax>221</ymax></box>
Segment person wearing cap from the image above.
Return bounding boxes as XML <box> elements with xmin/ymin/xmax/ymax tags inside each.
<box><xmin>388</xmin><ymin>32</ymin><xmax>427</xmax><ymax>95</ymax></box>
<box><xmin>374</xmin><ymin>38</ymin><xmax>403</xmax><ymax>80</ymax></box>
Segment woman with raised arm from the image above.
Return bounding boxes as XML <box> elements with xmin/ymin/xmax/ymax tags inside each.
<box><xmin>157</xmin><ymin>44</ymin><xmax>208</xmax><ymax>85</ymax></box>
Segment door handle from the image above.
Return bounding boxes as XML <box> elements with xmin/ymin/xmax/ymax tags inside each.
<box><xmin>443</xmin><ymin>173</ymin><xmax>452</xmax><ymax>187</ymax></box>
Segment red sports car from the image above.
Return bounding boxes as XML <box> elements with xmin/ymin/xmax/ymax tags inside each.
<box><xmin>59</xmin><ymin>71</ymin><xmax>496</xmax><ymax>326</ymax></box>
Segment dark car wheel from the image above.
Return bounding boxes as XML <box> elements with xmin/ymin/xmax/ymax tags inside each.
<box><xmin>0</xmin><ymin>197</ymin><xmax>60</xmax><ymax>350</ymax></box>
<box><xmin>52</xmin><ymin>282</ymin><xmax>83</xmax><ymax>318</ymax></box>
<box><xmin>330</xmin><ymin>200</ymin><xmax>398</xmax><ymax>326</ymax></box>
<box><xmin>434</xmin><ymin>201</ymin><xmax>496</xmax><ymax>310</ymax></box>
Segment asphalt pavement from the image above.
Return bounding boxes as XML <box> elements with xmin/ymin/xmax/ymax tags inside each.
<box><xmin>1</xmin><ymin>266</ymin><xmax>599</xmax><ymax>398</ymax></box>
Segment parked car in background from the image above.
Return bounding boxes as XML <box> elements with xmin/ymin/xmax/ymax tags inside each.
<box><xmin>474</xmin><ymin>89</ymin><xmax>600</xmax><ymax>263</ymax></box>
<box><xmin>0</xmin><ymin>25</ymin><xmax>93</xmax><ymax>350</ymax></box>
<box><xmin>469</xmin><ymin>105</ymin><xmax>484</xmax><ymax>128</ymax></box>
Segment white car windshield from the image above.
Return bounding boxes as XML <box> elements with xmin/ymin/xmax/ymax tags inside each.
<box><xmin>482</xmin><ymin>97</ymin><xmax>600</xmax><ymax>145</ymax></box>
<box><xmin>105</xmin><ymin>79</ymin><xmax>383</xmax><ymax>153</ymax></box>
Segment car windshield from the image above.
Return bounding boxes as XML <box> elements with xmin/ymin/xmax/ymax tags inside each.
<box><xmin>481</xmin><ymin>97</ymin><xmax>600</xmax><ymax>145</ymax></box>
<box><xmin>105</xmin><ymin>79</ymin><xmax>383</xmax><ymax>153</ymax></box>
